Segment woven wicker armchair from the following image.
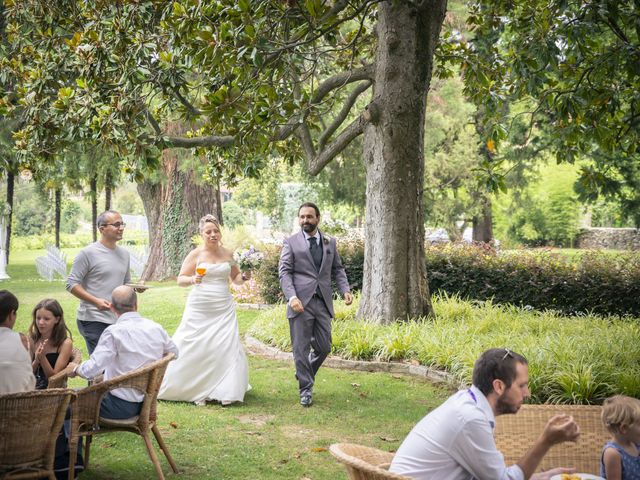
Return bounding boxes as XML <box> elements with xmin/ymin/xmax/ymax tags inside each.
<box><xmin>54</xmin><ymin>353</ymin><xmax>178</xmax><ymax>480</ymax></box>
<box><xmin>46</xmin><ymin>346</ymin><xmax>82</xmax><ymax>389</ymax></box>
<box><xmin>494</xmin><ymin>404</ymin><xmax>608</xmax><ymax>475</ymax></box>
<box><xmin>0</xmin><ymin>388</ymin><xmax>74</xmax><ymax>480</ymax></box>
<box><xmin>329</xmin><ymin>443</ymin><xmax>410</xmax><ymax>480</ymax></box>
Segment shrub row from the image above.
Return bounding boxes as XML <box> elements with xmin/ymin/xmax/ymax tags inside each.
<box><xmin>254</xmin><ymin>240</ymin><xmax>640</xmax><ymax>316</ymax></box>
<box><xmin>11</xmin><ymin>231</ymin><xmax>148</xmax><ymax>251</ymax></box>
<box><xmin>248</xmin><ymin>295</ymin><xmax>640</xmax><ymax>404</ymax></box>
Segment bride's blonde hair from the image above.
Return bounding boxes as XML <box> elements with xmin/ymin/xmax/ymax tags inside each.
<box><xmin>198</xmin><ymin>214</ymin><xmax>220</xmax><ymax>232</ymax></box>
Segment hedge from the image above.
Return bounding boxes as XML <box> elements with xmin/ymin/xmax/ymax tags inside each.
<box><xmin>255</xmin><ymin>240</ymin><xmax>640</xmax><ymax>316</ymax></box>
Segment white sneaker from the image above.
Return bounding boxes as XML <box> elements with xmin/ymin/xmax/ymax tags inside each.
<box><xmin>194</xmin><ymin>399</ymin><xmax>206</xmax><ymax>407</ymax></box>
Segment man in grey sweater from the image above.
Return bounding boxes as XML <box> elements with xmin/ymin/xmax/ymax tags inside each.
<box><xmin>66</xmin><ymin>210</ymin><xmax>131</xmax><ymax>354</ymax></box>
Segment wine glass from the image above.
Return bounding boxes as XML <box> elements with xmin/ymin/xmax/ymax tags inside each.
<box><xmin>195</xmin><ymin>264</ymin><xmax>207</xmax><ymax>276</ymax></box>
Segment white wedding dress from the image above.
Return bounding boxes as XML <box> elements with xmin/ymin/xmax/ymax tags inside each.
<box><xmin>159</xmin><ymin>262</ymin><xmax>251</xmax><ymax>404</ymax></box>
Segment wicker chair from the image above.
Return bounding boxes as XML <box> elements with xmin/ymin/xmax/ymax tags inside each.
<box><xmin>329</xmin><ymin>443</ymin><xmax>410</xmax><ymax>480</ymax></box>
<box><xmin>0</xmin><ymin>388</ymin><xmax>74</xmax><ymax>480</ymax></box>
<box><xmin>494</xmin><ymin>404</ymin><xmax>608</xmax><ymax>475</ymax></box>
<box><xmin>54</xmin><ymin>353</ymin><xmax>178</xmax><ymax>480</ymax></box>
<box><xmin>46</xmin><ymin>346</ymin><xmax>82</xmax><ymax>389</ymax></box>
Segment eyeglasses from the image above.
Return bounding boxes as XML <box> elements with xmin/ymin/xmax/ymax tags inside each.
<box><xmin>102</xmin><ymin>222</ymin><xmax>126</xmax><ymax>228</ymax></box>
<box><xmin>501</xmin><ymin>348</ymin><xmax>513</xmax><ymax>361</ymax></box>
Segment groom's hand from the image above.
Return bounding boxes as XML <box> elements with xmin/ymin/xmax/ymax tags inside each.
<box><xmin>290</xmin><ymin>298</ymin><xmax>304</xmax><ymax>313</ymax></box>
<box><xmin>343</xmin><ymin>292</ymin><xmax>353</xmax><ymax>305</ymax></box>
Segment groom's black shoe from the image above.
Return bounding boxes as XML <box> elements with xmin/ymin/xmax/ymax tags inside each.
<box><xmin>300</xmin><ymin>393</ymin><xmax>313</xmax><ymax>407</ymax></box>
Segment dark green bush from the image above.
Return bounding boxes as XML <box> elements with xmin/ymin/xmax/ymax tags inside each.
<box><xmin>426</xmin><ymin>245</ymin><xmax>640</xmax><ymax>316</ymax></box>
<box><xmin>257</xmin><ymin>239</ymin><xmax>640</xmax><ymax>316</ymax></box>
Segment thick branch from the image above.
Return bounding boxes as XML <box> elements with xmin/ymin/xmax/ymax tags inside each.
<box><xmin>162</xmin><ymin>135</ymin><xmax>235</xmax><ymax>148</ymax></box>
<box><xmin>295</xmin><ymin>123</ymin><xmax>316</xmax><ymax>160</ymax></box>
<box><xmin>318</xmin><ymin>80</ymin><xmax>371</xmax><ymax>150</ymax></box>
<box><xmin>275</xmin><ymin>65</ymin><xmax>373</xmax><ymax>141</ymax></box>
<box><xmin>306</xmin><ymin>113</ymin><xmax>366</xmax><ymax>175</ymax></box>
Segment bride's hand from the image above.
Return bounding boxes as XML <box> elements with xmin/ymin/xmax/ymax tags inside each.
<box><xmin>192</xmin><ymin>274</ymin><xmax>203</xmax><ymax>285</ymax></box>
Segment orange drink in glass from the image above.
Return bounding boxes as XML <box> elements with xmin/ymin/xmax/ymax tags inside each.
<box><xmin>196</xmin><ymin>266</ymin><xmax>206</xmax><ymax>276</ymax></box>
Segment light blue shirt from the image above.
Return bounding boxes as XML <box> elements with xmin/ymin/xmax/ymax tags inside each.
<box><xmin>390</xmin><ymin>385</ymin><xmax>525</xmax><ymax>480</ymax></box>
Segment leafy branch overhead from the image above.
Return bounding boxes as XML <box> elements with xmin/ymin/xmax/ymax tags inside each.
<box><xmin>1</xmin><ymin>0</ymin><xmax>377</xmax><ymax>184</ymax></box>
<box><xmin>442</xmin><ymin>0</ymin><xmax>640</xmax><ymax>222</ymax></box>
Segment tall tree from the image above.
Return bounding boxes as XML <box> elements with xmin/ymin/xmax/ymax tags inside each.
<box><xmin>2</xmin><ymin>1</ymin><xmax>448</xmax><ymax>322</ymax></box>
<box><xmin>457</xmin><ymin>0</ymin><xmax>640</xmax><ymax>224</ymax></box>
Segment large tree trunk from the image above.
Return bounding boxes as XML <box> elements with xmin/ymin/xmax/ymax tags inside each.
<box><xmin>139</xmin><ymin>150</ymin><xmax>221</xmax><ymax>280</ymax></box>
<box><xmin>358</xmin><ymin>1</ymin><xmax>446</xmax><ymax>323</ymax></box>
<box><xmin>5</xmin><ymin>170</ymin><xmax>13</xmax><ymax>264</ymax></box>
<box><xmin>54</xmin><ymin>188</ymin><xmax>61</xmax><ymax>248</ymax></box>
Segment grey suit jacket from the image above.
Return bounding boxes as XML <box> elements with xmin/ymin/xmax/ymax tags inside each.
<box><xmin>278</xmin><ymin>230</ymin><xmax>350</xmax><ymax>319</ymax></box>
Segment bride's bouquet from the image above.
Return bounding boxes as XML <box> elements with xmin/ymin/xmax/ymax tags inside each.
<box><xmin>233</xmin><ymin>245</ymin><xmax>264</xmax><ymax>272</ymax></box>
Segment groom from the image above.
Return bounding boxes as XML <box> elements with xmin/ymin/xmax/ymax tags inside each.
<box><xmin>279</xmin><ymin>202</ymin><xmax>353</xmax><ymax>407</ymax></box>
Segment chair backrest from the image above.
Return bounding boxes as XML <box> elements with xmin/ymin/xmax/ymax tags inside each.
<box><xmin>0</xmin><ymin>388</ymin><xmax>74</xmax><ymax>475</ymax></box>
<box><xmin>494</xmin><ymin>404</ymin><xmax>608</xmax><ymax>474</ymax></box>
<box><xmin>329</xmin><ymin>443</ymin><xmax>410</xmax><ymax>480</ymax></box>
<box><xmin>73</xmin><ymin>353</ymin><xmax>176</xmax><ymax>428</ymax></box>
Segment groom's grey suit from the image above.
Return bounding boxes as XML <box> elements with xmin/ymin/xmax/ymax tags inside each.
<box><xmin>279</xmin><ymin>229</ymin><xmax>350</xmax><ymax>397</ymax></box>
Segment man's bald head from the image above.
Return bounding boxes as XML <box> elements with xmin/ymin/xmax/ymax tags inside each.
<box><xmin>111</xmin><ymin>286</ymin><xmax>137</xmax><ymax>314</ymax></box>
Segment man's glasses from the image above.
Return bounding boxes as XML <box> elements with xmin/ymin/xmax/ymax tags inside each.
<box><xmin>102</xmin><ymin>222</ymin><xmax>126</xmax><ymax>228</ymax></box>
<box><xmin>501</xmin><ymin>348</ymin><xmax>513</xmax><ymax>361</ymax></box>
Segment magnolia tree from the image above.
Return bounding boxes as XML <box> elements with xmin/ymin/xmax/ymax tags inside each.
<box><xmin>2</xmin><ymin>0</ymin><xmax>447</xmax><ymax>322</ymax></box>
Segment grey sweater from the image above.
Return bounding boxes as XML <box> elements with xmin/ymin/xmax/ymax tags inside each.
<box><xmin>66</xmin><ymin>241</ymin><xmax>131</xmax><ymax>324</ymax></box>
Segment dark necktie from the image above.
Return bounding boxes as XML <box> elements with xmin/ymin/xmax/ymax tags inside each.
<box><xmin>308</xmin><ymin>237</ymin><xmax>322</xmax><ymax>271</ymax></box>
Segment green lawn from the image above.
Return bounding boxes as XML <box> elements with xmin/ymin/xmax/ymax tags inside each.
<box><xmin>4</xmin><ymin>249</ymin><xmax>450</xmax><ymax>479</ymax></box>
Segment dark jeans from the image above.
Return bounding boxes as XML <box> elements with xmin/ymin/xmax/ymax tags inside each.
<box><xmin>100</xmin><ymin>392</ymin><xmax>142</xmax><ymax>419</ymax></box>
<box><xmin>77</xmin><ymin>320</ymin><xmax>110</xmax><ymax>355</ymax></box>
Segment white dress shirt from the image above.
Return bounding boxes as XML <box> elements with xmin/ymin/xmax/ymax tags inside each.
<box><xmin>389</xmin><ymin>385</ymin><xmax>525</xmax><ymax>480</ymax></box>
<box><xmin>77</xmin><ymin>312</ymin><xmax>178</xmax><ymax>402</ymax></box>
<box><xmin>0</xmin><ymin>327</ymin><xmax>36</xmax><ymax>394</ymax></box>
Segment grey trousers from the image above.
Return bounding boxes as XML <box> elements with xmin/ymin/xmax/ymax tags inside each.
<box><xmin>289</xmin><ymin>296</ymin><xmax>332</xmax><ymax>396</ymax></box>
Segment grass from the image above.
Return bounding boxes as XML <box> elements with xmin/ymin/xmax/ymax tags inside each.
<box><xmin>250</xmin><ymin>293</ymin><xmax>640</xmax><ymax>404</ymax></box>
<box><xmin>4</xmin><ymin>249</ymin><xmax>451</xmax><ymax>479</ymax></box>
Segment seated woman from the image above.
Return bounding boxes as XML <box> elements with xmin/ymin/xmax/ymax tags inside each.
<box><xmin>28</xmin><ymin>299</ymin><xmax>73</xmax><ymax>389</ymax></box>
<box><xmin>28</xmin><ymin>298</ymin><xmax>83</xmax><ymax>479</ymax></box>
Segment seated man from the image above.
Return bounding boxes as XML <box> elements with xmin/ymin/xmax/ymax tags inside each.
<box><xmin>390</xmin><ymin>348</ymin><xmax>580</xmax><ymax>480</ymax></box>
<box><xmin>0</xmin><ymin>290</ymin><xmax>36</xmax><ymax>394</ymax></box>
<box><xmin>69</xmin><ymin>285</ymin><xmax>178</xmax><ymax>419</ymax></box>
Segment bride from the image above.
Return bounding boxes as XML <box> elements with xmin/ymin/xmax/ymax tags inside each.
<box><xmin>159</xmin><ymin>214</ymin><xmax>251</xmax><ymax>406</ymax></box>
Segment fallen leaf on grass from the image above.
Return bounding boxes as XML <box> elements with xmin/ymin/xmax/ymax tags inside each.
<box><xmin>293</xmin><ymin>452</ymin><xmax>301</xmax><ymax>459</ymax></box>
<box><xmin>379</xmin><ymin>436</ymin><xmax>398</xmax><ymax>442</ymax></box>
<box><xmin>359</xmin><ymin>392</ymin><xmax>368</xmax><ymax>399</ymax></box>
<box><xmin>100</xmin><ymin>441</ymin><xmax>116</xmax><ymax>449</ymax></box>
<box><xmin>245</xmin><ymin>431</ymin><xmax>262</xmax><ymax>436</ymax></box>
<box><xmin>391</xmin><ymin>374</ymin><xmax>403</xmax><ymax>379</ymax></box>
<box><xmin>169</xmin><ymin>422</ymin><xmax>178</xmax><ymax>429</ymax></box>
<box><xmin>351</xmin><ymin>383</ymin><xmax>361</xmax><ymax>388</ymax></box>
<box><xmin>311</xmin><ymin>447</ymin><xmax>327</xmax><ymax>452</ymax></box>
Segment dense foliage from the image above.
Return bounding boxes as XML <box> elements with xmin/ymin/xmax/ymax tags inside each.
<box><xmin>255</xmin><ymin>239</ymin><xmax>640</xmax><ymax>316</ymax></box>
<box><xmin>249</xmin><ymin>296</ymin><xmax>640</xmax><ymax>404</ymax></box>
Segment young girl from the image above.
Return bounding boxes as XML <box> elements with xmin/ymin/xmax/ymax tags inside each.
<box><xmin>601</xmin><ymin>395</ymin><xmax>640</xmax><ymax>479</ymax></box>
<box><xmin>28</xmin><ymin>299</ymin><xmax>73</xmax><ymax>390</ymax></box>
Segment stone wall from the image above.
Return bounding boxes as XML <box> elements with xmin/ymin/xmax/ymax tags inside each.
<box><xmin>576</xmin><ymin>227</ymin><xmax>640</xmax><ymax>250</ymax></box>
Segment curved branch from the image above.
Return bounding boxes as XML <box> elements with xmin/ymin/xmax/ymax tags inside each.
<box><xmin>171</xmin><ymin>86</ymin><xmax>203</xmax><ymax>116</ymax></box>
<box><xmin>306</xmin><ymin>113</ymin><xmax>367</xmax><ymax>175</ymax></box>
<box><xmin>318</xmin><ymin>80</ymin><xmax>371</xmax><ymax>150</ymax></box>
<box><xmin>276</xmin><ymin>65</ymin><xmax>374</xmax><ymax>141</ymax></box>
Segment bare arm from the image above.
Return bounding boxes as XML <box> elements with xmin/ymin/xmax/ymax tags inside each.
<box><xmin>69</xmin><ymin>284</ymin><xmax>111</xmax><ymax>310</ymax></box>
<box><xmin>37</xmin><ymin>338</ymin><xmax>73</xmax><ymax>379</ymax></box>
<box><xmin>602</xmin><ymin>446</ymin><xmax>622</xmax><ymax>480</ymax></box>
<box><xmin>177</xmin><ymin>249</ymin><xmax>200</xmax><ymax>287</ymax></box>
<box><xmin>517</xmin><ymin>415</ymin><xmax>580</xmax><ymax>479</ymax></box>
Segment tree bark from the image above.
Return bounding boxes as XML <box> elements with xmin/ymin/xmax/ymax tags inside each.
<box><xmin>54</xmin><ymin>188</ymin><xmax>61</xmax><ymax>248</ymax></box>
<box><xmin>139</xmin><ymin>149</ymin><xmax>221</xmax><ymax>280</ymax></box>
<box><xmin>90</xmin><ymin>176</ymin><xmax>97</xmax><ymax>242</ymax></box>
<box><xmin>5</xmin><ymin>170</ymin><xmax>13</xmax><ymax>264</ymax></box>
<box><xmin>472</xmin><ymin>197</ymin><xmax>493</xmax><ymax>242</ymax></box>
<box><xmin>104</xmin><ymin>170</ymin><xmax>112</xmax><ymax>211</ymax></box>
<box><xmin>357</xmin><ymin>1</ymin><xmax>446</xmax><ymax>323</ymax></box>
